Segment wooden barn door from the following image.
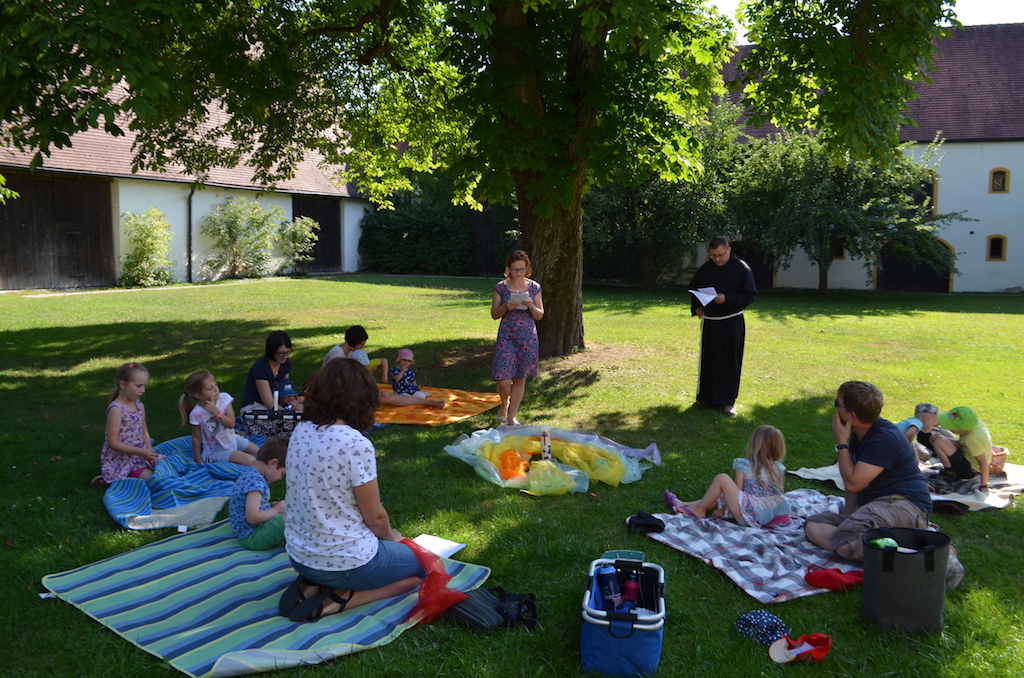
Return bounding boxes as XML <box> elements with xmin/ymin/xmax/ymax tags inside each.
<box><xmin>0</xmin><ymin>172</ymin><xmax>114</xmax><ymax>290</ymax></box>
<box><xmin>292</xmin><ymin>196</ymin><xmax>342</xmax><ymax>273</ymax></box>
<box><xmin>875</xmin><ymin>241</ymin><xmax>952</xmax><ymax>293</ymax></box>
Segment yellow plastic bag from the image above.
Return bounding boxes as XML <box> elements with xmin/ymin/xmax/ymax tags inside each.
<box><xmin>521</xmin><ymin>460</ymin><xmax>576</xmax><ymax>496</ymax></box>
<box><xmin>552</xmin><ymin>440</ymin><xmax>626</xmax><ymax>487</ymax></box>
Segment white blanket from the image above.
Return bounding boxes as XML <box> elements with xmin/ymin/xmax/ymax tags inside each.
<box><xmin>790</xmin><ymin>462</ymin><xmax>1024</xmax><ymax>511</ymax></box>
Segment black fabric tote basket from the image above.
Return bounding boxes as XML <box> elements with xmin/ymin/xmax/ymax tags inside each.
<box><xmin>861</xmin><ymin>527</ymin><xmax>950</xmax><ymax>633</ymax></box>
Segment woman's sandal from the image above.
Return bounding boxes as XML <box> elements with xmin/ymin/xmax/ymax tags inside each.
<box><xmin>496</xmin><ymin>415</ymin><xmax>507</xmax><ymax>426</ymax></box>
<box><xmin>278</xmin><ymin>575</ymin><xmax>316</xmax><ymax>617</ymax></box>
<box><xmin>289</xmin><ymin>587</ymin><xmax>355</xmax><ymax>622</ymax></box>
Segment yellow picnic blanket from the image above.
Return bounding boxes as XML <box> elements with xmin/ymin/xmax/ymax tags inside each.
<box><xmin>374</xmin><ymin>385</ymin><xmax>500</xmax><ymax>425</ymax></box>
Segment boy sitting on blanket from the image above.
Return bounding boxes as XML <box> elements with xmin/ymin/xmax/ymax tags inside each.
<box><xmin>895</xmin><ymin>403</ymin><xmax>958</xmax><ymax>462</ymax></box>
<box><xmin>925</xmin><ymin>406</ymin><xmax>994</xmax><ymax>493</ymax></box>
<box><xmin>323</xmin><ymin>325</ymin><xmax>389</xmax><ymax>383</ymax></box>
<box><xmin>324</xmin><ymin>326</ymin><xmax>445</xmax><ymax>408</ymax></box>
<box><xmin>229</xmin><ymin>437</ymin><xmax>288</xmax><ymax>550</ymax></box>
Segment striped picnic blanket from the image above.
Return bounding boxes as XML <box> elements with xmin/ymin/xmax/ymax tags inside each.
<box><xmin>642</xmin><ymin>488</ymin><xmax>860</xmax><ymax>604</ymax></box>
<box><xmin>103</xmin><ymin>436</ymin><xmax>255</xmax><ymax>530</ymax></box>
<box><xmin>42</xmin><ymin>520</ymin><xmax>491</xmax><ymax>678</ymax></box>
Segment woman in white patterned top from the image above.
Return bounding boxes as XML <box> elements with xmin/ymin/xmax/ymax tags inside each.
<box><xmin>282</xmin><ymin>358</ymin><xmax>424</xmax><ymax>622</ymax></box>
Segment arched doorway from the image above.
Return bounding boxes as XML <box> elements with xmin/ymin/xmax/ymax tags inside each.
<box><xmin>875</xmin><ymin>240</ymin><xmax>953</xmax><ymax>293</ymax></box>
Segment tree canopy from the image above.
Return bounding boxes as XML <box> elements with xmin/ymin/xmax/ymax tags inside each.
<box><xmin>728</xmin><ymin>133</ymin><xmax>962</xmax><ymax>294</ymax></box>
<box><xmin>583</xmin><ymin>101</ymin><xmax>745</xmax><ymax>289</ymax></box>
<box><xmin>1</xmin><ymin>0</ymin><xmax>958</xmax><ymax>354</ymax></box>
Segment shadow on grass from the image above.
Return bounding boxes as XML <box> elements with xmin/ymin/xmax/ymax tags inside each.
<box><xmin>325</xmin><ymin>273</ymin><xmax>1024</xmax><ymax>321</ymax></box>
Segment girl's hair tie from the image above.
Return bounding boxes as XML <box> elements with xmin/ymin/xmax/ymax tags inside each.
<box><xmin>128</xmin><ymin>362</ymin><xmax>136</xmax><ymax>368</ymax></box>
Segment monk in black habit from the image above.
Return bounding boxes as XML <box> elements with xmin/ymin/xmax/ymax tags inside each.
<box><xmin>688</xmin><ymin>237</ymin><xmax>757</xmax><ymax>416</ymax></box>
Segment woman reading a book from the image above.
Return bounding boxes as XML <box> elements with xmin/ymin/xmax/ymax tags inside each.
<box><xmin>490</xmin><ymin>250</ymin><xmax>545</xmax><ymax>425</ymax></box>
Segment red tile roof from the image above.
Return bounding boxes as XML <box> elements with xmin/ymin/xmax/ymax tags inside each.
<box><xmin>0</xmin><ymin>114</ymin><xmax>358</xmax><ymax>197</ymax></box>
<box><xmin>723</xmin><ymin>23</ymin><xmax>1024</xmax><ymax>143</ymax></box>
<box><xmin>901</xmin><ymin>23</ymin><xmax>1024</xmax><ymax>142</ymax></box>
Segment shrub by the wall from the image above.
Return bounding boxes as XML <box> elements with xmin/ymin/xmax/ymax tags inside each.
<box><xmin>200</xmin><ymin>198</ymin><xmax>283</xmax><ymax>279</ymax></box>
<box><xmin>118</xmin><ymin>207</ymin><xmax>177</xmax><ymax>287</ymax></box>
<box><xmin>277</xmin><ymin>216</ymin><xmax>320</xmax><ymax>274</ymax></box>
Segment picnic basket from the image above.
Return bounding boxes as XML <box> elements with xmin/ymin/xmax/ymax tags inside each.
<box><xmin>580</xmin><ymin>556</ymin><xmax>665</xmax><ymax>677</ymax></box>
<box><xmin>989</xmin><ymin>445</ymin><xmax>1008</xmax><ymax>475</ymax></box>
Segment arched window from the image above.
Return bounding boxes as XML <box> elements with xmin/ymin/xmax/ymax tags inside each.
<box><xmin>987</xmin><ymin>235</ymin><xmax>1007</xmax><ymax>262</ymax></box>
<box><xmin>990</xmin><ymin>169</ymin><xmax>1010</xmax><ymax>193</ymax></box>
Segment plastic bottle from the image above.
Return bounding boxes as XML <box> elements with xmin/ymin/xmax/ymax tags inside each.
<box><xmin>622</xmin><ymin>569</ymin><xmax>641</xmax><ymax>603</ymax></box>
<box><xmin>597</xmin><ymin>565</ymin><xmax>622</xmax><ymax>607</ymax></box>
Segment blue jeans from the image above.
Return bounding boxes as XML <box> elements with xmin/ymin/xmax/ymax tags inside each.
<box><xmin>290</xmin><ymin>540</ymin><xmax>425</xmax><ymax>590</ymax></box>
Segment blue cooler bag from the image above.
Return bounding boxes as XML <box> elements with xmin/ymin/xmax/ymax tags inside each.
<box><xmin>580</xmin><ymin>558</ymin><xmax>665</xmax><ymax>677</ymax></box>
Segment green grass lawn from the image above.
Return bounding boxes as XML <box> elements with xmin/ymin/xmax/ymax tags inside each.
<box><xmin>2</xmin><ymin>275</ymin><xmax>1023</xmax><ymax>678</ymax></box>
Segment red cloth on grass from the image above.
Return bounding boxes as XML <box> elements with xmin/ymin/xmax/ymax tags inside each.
<box><xmin>804</xmin><ymin>564</ymin><xmax>864</xmax><ymax>591</ymax></box>
<box><xmin>402</xmin><ymin>538</ymin><xmax>469</xmax><ymax>624</ymax></box>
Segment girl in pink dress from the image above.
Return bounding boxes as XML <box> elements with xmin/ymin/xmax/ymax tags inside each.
<box><xmin>99</xmin><ymin>362</ymin><xmax>163</xmax><ymax>483</ymax></box>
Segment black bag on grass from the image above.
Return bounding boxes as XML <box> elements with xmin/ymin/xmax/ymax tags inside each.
<box><xmin>450</xmin><ymin>586</ymin><xmax>538</xmax><ymax>630</ymax></box>
<box><xmin>861</xmin><ymin>527</ymin><xmax>950</xmax><ymax>633</ymax></box>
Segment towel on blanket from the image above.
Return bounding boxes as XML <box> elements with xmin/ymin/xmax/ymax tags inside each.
<box><xmin>375</xmin><ymin>385</ymin><xmax>500</xmax><ymax>425</ymax></box>
<box><xmin>643</xmin><ymin>488</ymin><xmax>861</xmax><ymax>604</ymax></box>
<box><xmin>790</xmin><ymin>461</ymin><xmax>1024</xmax><ymax>511</ymax></box>
<box><xmin>42</xmin><ymin>520</ymin><xmax>491</xmax><ymax>678</ymax></box>
<box><xmin>104</xmin><ymin>435</ymin><xmax>257</xmax><ymax>530</ymax></box>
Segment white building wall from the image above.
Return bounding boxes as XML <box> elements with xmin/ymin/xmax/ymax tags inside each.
<box><xmin>774</xmin><ymin>249</ymin><xmax>873</xmax><ymax>290</ymax></box>
<box><xmin>115</xmin><ymin>179</ymin><xmax>367</xmax><ymax>281</ymax></box>
<box><xmin>115</xmin><ymin>179</ymin><xmax>194</xmax><ymax>282</ymax></box>
<box><xmin>771</xmin><ymin>141</ymin><xmax>1023</xmax><ymax>292</ymax></box>
<box><xmin>910</xmin><ymin>141</ymin><xmax>1024</xmax><ymax>292</ymax></box>
<box><xmin>342</xmin><ymin>200</ymin><xmax>372</xmax><ymax>272</ymax></box>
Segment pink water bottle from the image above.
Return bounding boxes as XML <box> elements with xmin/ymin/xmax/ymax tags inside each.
<box><xmin>622</xmin><ymin>569</ymin><xmax>641</xmax><ymax>603</ymax></box>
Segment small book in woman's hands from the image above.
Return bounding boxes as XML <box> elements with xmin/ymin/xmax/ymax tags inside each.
<box><xmin>509</xmin><ymin>292</ymin><xmax>530</xmax><ymax>310</ymax></box>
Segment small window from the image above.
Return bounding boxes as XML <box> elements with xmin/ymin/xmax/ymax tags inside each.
<box><xmin>990</xmin><ymin>169</ymin><xmax>1010</xmax><ymax>193</ymax></box>
<box><xmin>987</xmin><ymin>235</ymin><xmax>1007</xmax><ymax>262</ymax></box>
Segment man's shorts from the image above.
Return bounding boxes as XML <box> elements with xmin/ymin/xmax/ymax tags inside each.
<box><xmin>946</xmin><ymin>449</ymin><xmax>978</xmax><ymax>480</ymax></box>
<box><xmin>806</xmin><ymin>494</ymin><xmax>929</xmax><ymax>554</ymax></box>
<box><xmin>239</xmin><ymin>513</ymin><xmax>285</xmax><ymax>550</ymax></box>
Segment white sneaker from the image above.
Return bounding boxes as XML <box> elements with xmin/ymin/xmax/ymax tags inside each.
<box><xmin>946</xmin><ymin>545</ymin><xmax>965</xmax><ymax>590</ymax></box>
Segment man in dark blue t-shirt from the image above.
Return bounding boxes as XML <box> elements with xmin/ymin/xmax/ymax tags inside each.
<box><xmin>805</xmin><ymin>381</ymin><xmax>932</xmax><ymax>561</ymax></box>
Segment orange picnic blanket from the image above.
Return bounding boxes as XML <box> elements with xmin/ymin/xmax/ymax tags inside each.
<box><xmin>374</xmin><ymin>385</ymin><xmax>500</xmax><ymax>426</ymax></box>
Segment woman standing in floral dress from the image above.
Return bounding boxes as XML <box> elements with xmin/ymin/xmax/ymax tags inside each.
<box><xmin>490</xmin><ymin>250</ymin><xmax>545</xmax><ymax>425</ymax></box>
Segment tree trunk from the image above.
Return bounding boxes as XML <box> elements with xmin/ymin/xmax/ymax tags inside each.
<box><xmin>519</xmin><ymin>185</ymin><xmax>586</xmax><ymax>358</ymax></box>
<box><xmin>817</xmin><ymin>263</ymin><xmax>829</xmax><ymax>296</ymax></box>
<box><xmin>491</xmin><ymin>2</ymin><xmax>599</xmax><ymax>357</ymax></box>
